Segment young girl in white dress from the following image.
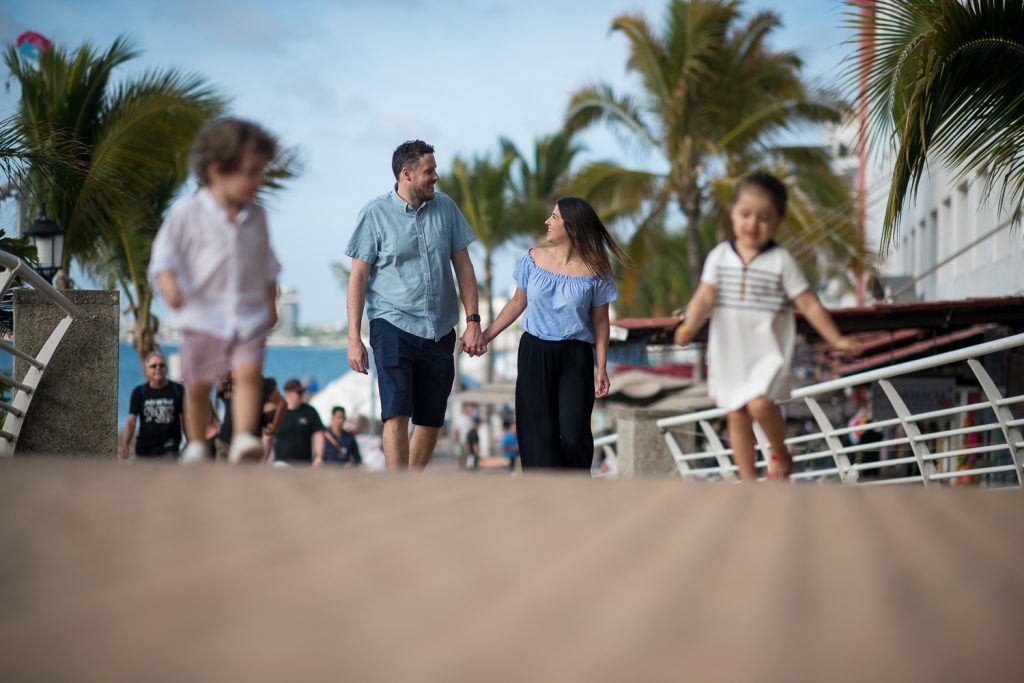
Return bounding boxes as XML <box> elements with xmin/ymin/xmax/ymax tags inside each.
<box><xmin>674</xmin><ymin>173</ymin><xmax>862</xmax><ymax>480</ymax></box>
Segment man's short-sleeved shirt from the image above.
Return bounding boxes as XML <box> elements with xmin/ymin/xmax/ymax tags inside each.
<box><xmin>274</xmin><ymin>404</ymin><xmax>325</xmax><ymax>462</ymax></box>
<box><xmin>129</xmin><ymin>382</ymin><xmax>185</xmax><ymax>456</ymax></box>
<box><xmin>345</xmin><ymin>189</ymin><xmax>476</xmax><ymax>341</ymax></box>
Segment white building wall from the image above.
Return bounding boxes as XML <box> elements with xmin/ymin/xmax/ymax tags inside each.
<box><xmin>827</xmin><ymin>111</ymin><xmax>1023</xmax><ymax>304</ymax></box>
<box><xmin>871</xmin><ymin>158</ymin><xmax>1024</xmax><ymax>300</ymax></box>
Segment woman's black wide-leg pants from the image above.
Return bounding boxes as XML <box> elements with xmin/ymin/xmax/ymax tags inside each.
<box><xmin>515</xmin><ymin>332</ymin><xmax>595</xmax><ymax>470</ymax></box>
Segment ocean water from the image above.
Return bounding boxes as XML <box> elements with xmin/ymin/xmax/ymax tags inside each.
<box><xmin>118</xmin><ymin>341</ymin><xmax>349</xmax><ymax>424</ymax></box>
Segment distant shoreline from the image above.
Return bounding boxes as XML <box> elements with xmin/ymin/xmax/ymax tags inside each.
<box><xmin>118</xmin><ymin>335</ymin><xmax>347</xmax><ymax>349</ymax></box>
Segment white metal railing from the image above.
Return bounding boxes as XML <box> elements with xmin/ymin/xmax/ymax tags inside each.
<box><xmin>654</xmin><ymin>332</ymin><xmax>1024</xmax><ymax>487</ymax></box>
<box><xmin>592</xmin><ymin>433</ymin><xmax>620</xmax><ymax>479</ymax></box>
<box><xmin>0</xmin><ymin>251</ymin><xmax>81</xmax><ymax>456</ymax></box>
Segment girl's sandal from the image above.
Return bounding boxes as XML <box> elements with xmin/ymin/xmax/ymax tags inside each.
<box><xmin>766</xmin><ymin>452</ymin><xmax>793</xmax><ymax>481</ymax></box>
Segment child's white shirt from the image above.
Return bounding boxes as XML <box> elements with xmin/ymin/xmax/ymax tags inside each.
<box><xmin>701</xmin><ymin>240</ymin><xmax>810</xmax><ymax>411</ymax></box>
<box><xmin>149</xmin><ymin>188</ymin><xmax>281</xmax><ymax>340</ymax></box>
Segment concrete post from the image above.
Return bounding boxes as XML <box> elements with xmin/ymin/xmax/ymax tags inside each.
<box><xmin>614</xmin><ymin>407</ymin><xmax>683</xmax><ymax>477</ymax></box>
<box><xmin>13</xmin><ymin>290</ymin><xmax>119</xmax><ymax>456</ymax></box>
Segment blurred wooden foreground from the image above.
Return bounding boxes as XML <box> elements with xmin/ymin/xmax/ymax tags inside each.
<box><xmin>0</xmin><ymin>459</ymin><xmax>1022</xmax><ymax>682</ymax></box>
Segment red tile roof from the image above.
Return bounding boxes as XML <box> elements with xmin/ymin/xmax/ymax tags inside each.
<box><xmin>831</xmin><ymin>324</ymin><xmax>995</xmax><ymax>375</ymax></box>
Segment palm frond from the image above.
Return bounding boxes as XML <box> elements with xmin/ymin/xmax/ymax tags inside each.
<box><xmin>844</xmin><ymin>0</ymin><xmax>1024</xmax><ymax>248</ymax></box>
<box><xmin>565</xmin><ymin>82</ymin><xmax>661</xmax><ymax>153</ymax></box>
<box><xmin>565</xmin><ymin>161</ymin><xmax>664</xmax><ymax>226</ymax></box>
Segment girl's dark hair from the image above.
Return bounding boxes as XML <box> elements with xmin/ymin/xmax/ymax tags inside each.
<box><xmin>555</xmin><ymin>197</ymin><xmax>629</xmax><ymax>281</ymax></box>
<box><xmin>733</xmin><ymin>172</ymin><xmax>788</xmax><ymax>217</ymax></box>
<box><xmin>191</xmin><ymin>118</ymin><xmax>278</xmax><ymax>186</ymax></box>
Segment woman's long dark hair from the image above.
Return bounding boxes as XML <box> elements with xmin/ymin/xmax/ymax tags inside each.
<box><xmin>556</xmin><ymin>197</ymin><xmax>629</xmax><ymax>281</ymax></box>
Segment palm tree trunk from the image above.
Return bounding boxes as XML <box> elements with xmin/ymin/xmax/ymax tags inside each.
<box><xmin>484</xmin><ymin>251</ymin><xmax>495</xmax><ymax>385</ymax></box>
<box><xmin>682</xmin><ymin>192</ymin><xmax>705</xmax><ymax>383</ymax></box>
<box><xmin>133</xmin><ymin>288</ymin><xmax>159</xmax><ymax>366</ymax></box>
<box><xmin>682</xmin><ymin>194</ymin><xmax>702</xmax><ymax>295</ymax></box>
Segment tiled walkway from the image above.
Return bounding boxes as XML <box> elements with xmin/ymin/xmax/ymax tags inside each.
<box><xmin>1</xmin><ymin>459</ymin><xmax>1022</xmax><ymax>682</ymax></box>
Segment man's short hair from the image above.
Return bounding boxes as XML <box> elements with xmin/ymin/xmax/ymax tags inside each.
<box><xmin>332</xmin><ymin>406</ymin><xmax>346</xmax><ymax>416</ymax></box>
<box><xmin>391</xmin><ymin>140</ymin><xmax>435</xmax><ymax>180</ymax></box>
<box><xmin>283</xmin><ymin>378</ymin><xmax>304</xmax><ymax>393</ymax></box>
<box><xmin>145</xmin><ymin>352</ymin><xmax>165</xmax><ymax>365</ymax></box>
<box><xmin>192</xmin><ymin>117</ymin><xmax>278</xmax><ymax>186</ymax></box>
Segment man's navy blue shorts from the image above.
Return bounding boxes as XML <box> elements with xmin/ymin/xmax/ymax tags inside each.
<box><xmin>369</xmin><ymin>319</ymin><xmax>456</xmax><ymax>427</ymax></box>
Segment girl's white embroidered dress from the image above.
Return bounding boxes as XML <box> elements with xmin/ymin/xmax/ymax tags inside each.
<box><xmin>700</xmin><ymin>241</ymin><xmax>810</xmax><ymax>411</ymax></box>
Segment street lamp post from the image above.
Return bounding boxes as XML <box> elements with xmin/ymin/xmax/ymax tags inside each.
<box><xmin>26</xmin><ymin>216</ymin><xmax>64</xmax><ymax>284</ymax></box>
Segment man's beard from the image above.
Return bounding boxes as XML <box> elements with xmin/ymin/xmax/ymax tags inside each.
<box><xmin>411</xmin><ymin>183</ymin><xmax>435</xmax><ymax>204</ymax></box>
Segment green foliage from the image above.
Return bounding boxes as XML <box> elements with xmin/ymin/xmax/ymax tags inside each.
<box><xmin>844</xmin><ymin>0</ymin><xmax>1024</xmax><ymax>250</ymax></box>
<box><xmin>5</xmin><ymin>35</ymin><xmax>227</xmax><ymax>362</ymax></box>
<box><xmin>501</xmin><ymin>131</ymin><xmax>585</xmax><ymax>237</ymax></box>
<box><xmin>6</xmin><ymin>35</ymin><xmax>301</xmax><ymax>364</ymax></box>
<box><xmin>0</xmin><ymin>228</ymin><xmax>39</xmax><ymax>340</ymax></box>
<box><xmin>566</xmin><ymin>0</ymin><xmax>868</xmax><ymax>316</ymax></box>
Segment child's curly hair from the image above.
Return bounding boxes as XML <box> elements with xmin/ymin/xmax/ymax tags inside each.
<box><xmin>191</xmin><ymin>117</ymin><xmax>278</xmax><ymax>186</ymax></box>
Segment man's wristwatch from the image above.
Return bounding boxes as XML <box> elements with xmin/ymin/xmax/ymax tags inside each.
<box><xmin>466</xmin><ymin>314</ymin><xmax>481</xmax><ymax>324</ymax></box>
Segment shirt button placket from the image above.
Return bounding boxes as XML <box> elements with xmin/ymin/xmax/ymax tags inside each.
<box><xmin>228</xmin><ymin>219</ymin><xmax>240</xmax><ymax>336</ymax></box>
<box><xmin>417</xmin><ymin>209</ymin><xmax>436</xmax><ymax>339</ymax></box>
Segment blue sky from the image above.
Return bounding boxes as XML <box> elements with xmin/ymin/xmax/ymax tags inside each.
<box><xmin>1</xmin><ymin>0</ymin><xmax>855</xmax><ymax>326</ymax></box>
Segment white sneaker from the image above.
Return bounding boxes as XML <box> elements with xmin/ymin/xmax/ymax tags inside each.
<box><xmin>180</xmin><ymin>442</ymin><xmax>210</xmax><ymax>465</ymax></box>
<box><xmin>228</xmin><ymin>433</ymin><xmax>264</xmax><ymax>464</ymax></box>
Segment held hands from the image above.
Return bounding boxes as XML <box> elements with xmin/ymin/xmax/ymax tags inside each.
<box><xmin>459</xmin><ymin>323</ymin><xmax>487</xmax><ymax>357</ymax></box>
<box><xmin>595</xmin><ymin>367</ymin><xmax>610</xmax><ymax>399</ymax></box>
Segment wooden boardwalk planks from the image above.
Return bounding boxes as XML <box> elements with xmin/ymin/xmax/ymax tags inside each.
<box><xmin>0</xmin><ymin>458</ymin><xmax>1022</xmax><ymax>682</ymax></box>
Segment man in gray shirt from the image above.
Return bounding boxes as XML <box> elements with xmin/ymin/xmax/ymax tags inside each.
<box><xmin>346</xmin><ymin>140</ymin><xmax>485</xmax><ymax>470</ymax></box>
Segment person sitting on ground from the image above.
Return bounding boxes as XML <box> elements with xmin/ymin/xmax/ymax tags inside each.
<box><xmin>273</xmin><ymin>378</ymin><xmax>325</xmax><ymax>466</ymax></box>
<box><xmin>119</xmin><ymin>352</ymin><xmax>187</xmax><ymax>460</ymax></box>
<box><xmin>323</xmin><ymin>406</ymin><xmax>362</xmax><ymax>467</ymax></box>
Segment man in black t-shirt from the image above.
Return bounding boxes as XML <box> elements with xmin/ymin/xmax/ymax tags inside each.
<box><xmin>120</xmin><ymin>352</ymin><xmax>187</xmax><ymax>458</ymax></box>
<box><xmin>273</xmin><ymin>378</ymin><xmax>325</xmax><ymax>464</ymax></box>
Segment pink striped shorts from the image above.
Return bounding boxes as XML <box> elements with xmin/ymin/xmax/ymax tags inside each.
<box><xmin>180</xmin><ymin>330</ymin><xmax>267</xmax><ymax>384</ymax></box>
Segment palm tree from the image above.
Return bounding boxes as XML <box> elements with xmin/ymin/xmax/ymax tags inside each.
<box><xmin>5</xmin><ymin>36</ymin><xmax>226</xmax><ymax>362</ymax></box>
<box><xmin>501</xmin><ymin>130</ymin><xmax>585</xmax><ymax>235</ymax></box>
<box><xmin>846</xmin><ymin>0</ymin><xmax>1024</xmax><ymax>250</ymax></box>
<box><xmin>566</xmin><ymin>0</ymin><xmax>866</xmax><ymax>313</ymax></box>
<box><xmin>438</xmin><ymin>148</ymin><xmax>520</xmax><ymax>384</ymax></box>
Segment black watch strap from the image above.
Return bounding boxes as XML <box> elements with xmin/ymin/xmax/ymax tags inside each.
<box><xmin>466</xmin><ymin>314</ymin><xmax>481</xmax><ymax>324</ymax></box>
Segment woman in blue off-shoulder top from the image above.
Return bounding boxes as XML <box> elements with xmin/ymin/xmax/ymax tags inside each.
<box><xmin>482</xmin><ymin>197</ymin><xmax>627</xmax><ymax>470</ymax></box>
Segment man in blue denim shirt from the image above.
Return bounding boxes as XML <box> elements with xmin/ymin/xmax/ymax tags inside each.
<box><xmin>346</xmin><ymin>140</ymin><xmax>486</xmax><ymax>470</ymax></box>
